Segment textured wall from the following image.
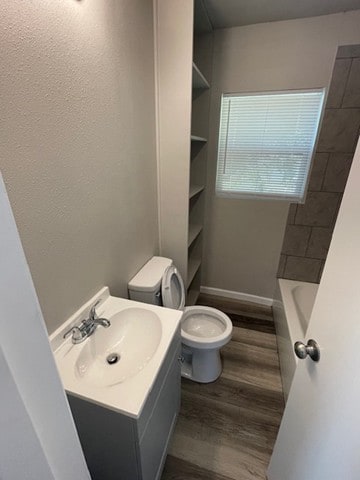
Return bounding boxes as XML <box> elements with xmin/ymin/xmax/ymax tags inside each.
<box><xmin>278</xmin><ymin>44</ymin><xmax>360</xmax><ymax>283</ymax></box>
<box><xmin>0</xmin><ymin>1</ymin><xmax>158</xmax><ymax>333</ymax></box>
<box><xmin>202</xmin><ymin>11</ymin><xmax>360</xmax><ymax>299</ymax></box>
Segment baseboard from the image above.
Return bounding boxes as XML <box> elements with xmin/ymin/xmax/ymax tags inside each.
<box><xmin>200</xmin><ymin>286</ymin><xmax>273</xmax><ymax>307</ymax></box>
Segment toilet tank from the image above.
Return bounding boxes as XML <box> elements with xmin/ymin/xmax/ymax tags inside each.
<box><xmin>128</xmin><ymin>256</ymin><xmax>172</xmax><ymax>305</ymax></box>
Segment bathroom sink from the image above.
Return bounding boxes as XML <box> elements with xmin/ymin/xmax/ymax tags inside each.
<box><xmin>50</xmin><ymin>287</ymin><xmax>182</xmax><ymax>418</ymax></box>
<box><xmin>75</xmin><ymin>308</ymin><xmax>162</xmax><ymax>387</ymax></box>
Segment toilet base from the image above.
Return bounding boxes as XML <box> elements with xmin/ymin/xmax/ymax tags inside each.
<box><xmin>180</xmin><ymin>345</ymin><xmax>223</xmax><ymax>383</ymax></box>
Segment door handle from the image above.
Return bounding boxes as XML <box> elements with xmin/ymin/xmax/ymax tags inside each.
<box><xmin>294</xmin><ymin>339</ymin><xmax>320</xmax><ymax>362</ymax></box>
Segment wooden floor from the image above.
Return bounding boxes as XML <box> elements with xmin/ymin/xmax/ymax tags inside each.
<box><xmin>161</xmin><ymin>294</ymin><xmax>284</xmax><ymax>480</ymax></box>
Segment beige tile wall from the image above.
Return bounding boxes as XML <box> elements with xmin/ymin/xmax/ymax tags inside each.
<box><xmin>278</xmin><ymin>44</ymin><xmax>360</xmax><ymax>283</ymax></box>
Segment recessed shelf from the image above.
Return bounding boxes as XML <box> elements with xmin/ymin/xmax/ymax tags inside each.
<box><xmin>187</xmin><ymin>258</ymin><xmax>201</xmax><ymax>288</ymax></box>
<box><xmin>194</xmin><ymin>0</ymin><xmax>213</xmax><ymax>34</ymax></box>
<box><xmin>192</xmin><ymin>62</ymin><xmax>210</xmax><ymax>89</ymax></box>
<box><xmin>188</xmin><ymin>224</ymin><xmax>203</xmax><ymax>247</ymax></box>
<box><xmin>186</xmin><ymin>288</ymin><xmax>200</xmax><ymax>306</ymax></box>
<box><xmin>189</xmin><ymin>184</ymin><xmax>205</xmax><ymax>199</ymax></box>
<box><xmin>191</xmin><ymin>134</ymin><xmax>207</xmax><ymax>142</ymax></box>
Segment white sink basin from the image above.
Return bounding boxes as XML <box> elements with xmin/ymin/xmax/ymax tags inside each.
<box><xmin>50</xmin><ymin>287</ymin><xmax>182</xmax><ymax>418</ymax></box>
<box><xmin>75</xmin><ymin>308</ymin><xmax>162</xmax><ymax>387</ymax></box>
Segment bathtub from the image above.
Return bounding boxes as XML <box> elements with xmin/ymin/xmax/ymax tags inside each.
<box><xmin>273</xmin><ymin>279</ymin><xmax>319</xmax><ymax>401</ymax></box>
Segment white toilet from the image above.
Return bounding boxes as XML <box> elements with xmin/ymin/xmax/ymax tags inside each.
<box><xmin>128</xmin><ymin>256</ymin><xmax>233</xmax><ymax>383</ymax></box>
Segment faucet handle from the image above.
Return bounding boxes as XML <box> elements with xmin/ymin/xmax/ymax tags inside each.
<box><xmin>89</xmin><ymin>300</ymin><xmax>101</xmax><ymax>321</ymax></box>
<box><xmin>63</xmin><ymin>326</ymin><xmax>82</xmax><ymax>340</ymax></box>
<box><xmin>63</xmin><ymin>326</ymin><xmax>74</xmax><ymax>339</ymax></box>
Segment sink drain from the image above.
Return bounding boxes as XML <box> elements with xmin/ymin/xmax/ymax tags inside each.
<box><xmin>106</xmin><ymin>353</ymin><xmax>120</xmax><ymax>365</ymax></box>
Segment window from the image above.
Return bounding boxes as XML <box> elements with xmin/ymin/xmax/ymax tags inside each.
<box><xmin>216</xmin><ymin>89</ymin><xmax>325</xmax><ymax>201</ymax></box>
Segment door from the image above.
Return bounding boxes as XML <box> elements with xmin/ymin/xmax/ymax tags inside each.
<box><xmin>268</xmin><ymin>136</ymin><xmax>360</xmax><ymax>479</ymax></box>
<box><xmin>0</xmin><ymin>173</ymin><xmax>90</xmax><ymax>480</ymax></box>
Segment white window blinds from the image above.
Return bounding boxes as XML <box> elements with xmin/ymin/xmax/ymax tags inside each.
<box><xmin>216</xmin><ymin>89</ymin><xmax>325</xmax><ymax>201</ymax></box>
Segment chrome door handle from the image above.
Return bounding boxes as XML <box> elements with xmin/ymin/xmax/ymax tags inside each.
<box><xmin>294</xmin><ymin>339</ymin><xmax>320</xmax><ymax>362</ymax></box>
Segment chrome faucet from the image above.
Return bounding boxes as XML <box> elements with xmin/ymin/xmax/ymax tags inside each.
<box><xmin>63</xmin><ymin>300</ymin><xmax>111</xmax><ymax>344</ymax></box>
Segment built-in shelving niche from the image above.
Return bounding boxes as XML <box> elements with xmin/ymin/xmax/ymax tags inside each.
<box><xmin>194</xmin><ymin>0</ymin><xmax>213</xmax><ymax>35</ymax></box>
<box><xmin>190</xmin><ymin>134</ymin><xmax>207</xmax><ymax>142</ymax></box>
<box><xmin>192</xmin><ymin>62</ymin><xmax>210</xmax><ymax>90</ymax></box>
<box><xmin>187</xmin><ymin>256</ymin><xmax>201</xmax><ymax>289</ymax></box>
<box><xmin>187</xmin><ymin>229</ymin><xmax>202</xmax><ymax>288</ymax></box>
<box><xmin>187</xmin><ymin>231</ymin><xmax>202</xmax><ymax>305</ymax></box>
<box><xmin>188</xmin><ymin>224</ymin><xmax>203</xmax><ymax>248</ymax></box>
<box><xmin>189</xmin><ymin>184</ymin><xmax>205</xmax><ymax>200</ymax></box>
<box><xmin>186</xmin><ymin>9</ymin><xmax>212</xmax><ymax>305</ymax></box>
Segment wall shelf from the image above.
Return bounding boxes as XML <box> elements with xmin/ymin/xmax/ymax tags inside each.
<box><xmin>187</xmin><ymin>22</ymin><xmax>212</xmax><ymax>295</ymax></box>
<box><xmin>192</xmin><ymin>62</ymin><xmax>210</xmax><ymax>89</ymax></box>
<box><xmin>189</xmin><ymin>184</ymin><xmax>205</xmax><ymax>199</ymax></box>
<box><xmin>188</xmin><ymin>224</ymin><xmax>203</xmax><ymax>247</ymax></box>
<box><xmin>191</xmin><ymin>134</ymin><xmax>207</xmax><ymax>142</ymax></box>
<box><xmin>187</xmin><ymin>257</ymin><xmax>201</xmax><ymax>288</ymax></box>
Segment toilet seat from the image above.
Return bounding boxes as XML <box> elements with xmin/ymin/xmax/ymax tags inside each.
<box><xmin>161</xmin><ymin>265</ymin><xmax>185</xmax><ymax>310</ymax></box>
<box><xmin>181</xmin><ymin>306</ymin><xmax>233</xmax><ymax>349</ymax></box>
<box><xmin>161</xmin><ymin>268</ymin><xmax>232</xmax><ymax>350</ymax></box>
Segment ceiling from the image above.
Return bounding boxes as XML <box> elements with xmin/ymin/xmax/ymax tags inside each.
<box><xmin>201</xmin><ymin>0</ymin><xmax>360</xmax><ymax>29</ymax></box>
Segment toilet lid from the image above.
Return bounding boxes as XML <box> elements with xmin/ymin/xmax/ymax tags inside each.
<box><xmin>161</xmin><ymin>265</ymin><xmax>185</xmax><ymax>310</ymax></box>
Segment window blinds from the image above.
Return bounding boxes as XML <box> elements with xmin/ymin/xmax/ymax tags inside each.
<box><xmin>216</xmin><ymin>89</ymin><xmax>325</xmax><ymax>201</ymax></box>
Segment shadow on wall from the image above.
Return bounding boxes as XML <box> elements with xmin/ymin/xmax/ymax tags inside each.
<box><xmin>278</xmin><ymin>44</ymin><xmax>360</xmax><ymax>284</ymax></box>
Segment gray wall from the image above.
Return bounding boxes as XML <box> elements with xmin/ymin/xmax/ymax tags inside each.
<box><xmin>0</xmin><ymin>0</ymin><xmax>158</xmax><ymax>333</ymax></box>
<box><xmin>202</xmin><ymin>11</ymin><xmax>360</xmax><ymax>299</ymax></box>
<box><xmin>278</xmin><ymin>45</ymin><xmax>360</xmax><ymax>283</ymax></box>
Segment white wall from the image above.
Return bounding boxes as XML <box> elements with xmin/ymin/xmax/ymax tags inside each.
<box><xmin>0</xmin><ymin>0</ymin><xmax>158</xmax><ymax>333</ymax></box>
<box><xmin>0</xmin><ymin>175</ymin><xmax>90</xmax><ymax>479</ymax></box>
<box><xmin>0</xmin><ymin>346</ymin><xmax>56</xmax><ymax>480</ymax></box>
<box><xmin>203</xmin><ymin>10</ymin><xmax>360</xmax><ymax>299</ymax></box>
<box><xmin>155</xmin><ymin>0</ymin><xmax>194</xmax><ymax>281</ymax></box>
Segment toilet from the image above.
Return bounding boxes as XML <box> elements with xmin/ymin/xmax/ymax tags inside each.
<box><xmin>128</xmin><ymin>256</ymin><xmax>233</xmax><ymax>383</ymax></box>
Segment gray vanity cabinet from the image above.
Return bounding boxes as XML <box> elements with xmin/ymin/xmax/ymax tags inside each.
<box><xmin>68</xmin><ymin>327</ymin><xmax>181</xmax><ymax>480</ymax></box>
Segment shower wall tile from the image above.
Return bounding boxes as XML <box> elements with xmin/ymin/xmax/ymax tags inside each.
<box><xmin>322</xmin><ymin>153</ymin><xmax>353</xmax><ymax>192</ymax></box>
<box><xmin>337</xmin><ymin>44</ymin><xmax>360</xmax><ymax>58</ymax></box>
<box><xmin>281</xmin><ymin>225</ymin><xmax>311</xmax><ymax>256</ymax></box>
<box><xmin>318</xmin><ymin>261</ymin><xmax>326</xmax><ymax>283</ymax></box>
<box><xmin>295</xmin><ymin>192</ymin><xmax>340</xmax><ymax>227</ymax></box>
<box><xmin>342</xmin><ymin>58</ymin><xmax>360</xmax><ymax>108</ymax></box>
<box><xmin>287</xmin><ymin>204</ymin><xmax>297</xmax><ymax>224</ymax></box>
<box><xmin>283</xmin><ymin>257</ymin><xmax>322</xmax><ymax>283</ymax></box>
<box><xmin>331</xmin><ymin>193</ymin><xmax>343</xmax><ymax>229</ymax></box>
<box><xmin>277</xmin><ymin>44</ymin><xmax>360</xmax><ymax>284</ymax></box>
<box><xmin>277</xmin><ymin>254</ymin><xmax>286</xmax><ymax>278</ymax></box>
<box><xmin>306</xmin><ymin>227</ymin><xmax>333</xmax><ymax>260</ymax></box>
<box><xmin>317</xmin><ymin>108</ymin><xmax>360</xmax><ymax>153</ymax></box>
<box><xmin>326</xmin><ymin>58</ymin><xmax>352</xmax><ymax>108</ymax></box>
<box><xmin>307</xmin><ymin>153</ymin><xmax>329</xmax><ymax>191</ymax></box>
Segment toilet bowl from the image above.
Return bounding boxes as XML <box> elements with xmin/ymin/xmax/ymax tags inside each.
<box><xmin>128</xmin><ymin>256</ymin><xmax>233</xmax><ymax>383</ymax></box>
<box><xmin>180</xmin><ymin>306</ymin><xmax>232</xmax><ymax>382</ymax></box>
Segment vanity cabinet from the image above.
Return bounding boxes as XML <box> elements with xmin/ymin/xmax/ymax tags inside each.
<box><xmin>68</xmin><ymin>328</ymin><xmax>181</xmax><ymax>480</ymax></box>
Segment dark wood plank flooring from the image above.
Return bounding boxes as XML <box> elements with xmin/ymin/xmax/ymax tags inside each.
<box><xmin>161</xmin><ymin>294</ymin><xmax>284</xmax><ymax>480</ymax></box>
